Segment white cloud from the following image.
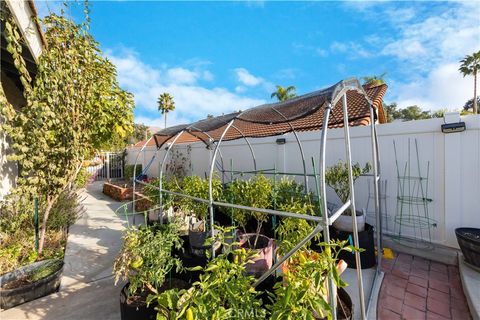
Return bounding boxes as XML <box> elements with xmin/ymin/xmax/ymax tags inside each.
<box><xmin>393</xmin><ymin>63</ymin><xmax>472</xmax><ymax>110</ymax></box>
<box><xmin>330</xmin><ymin>41</ymin><xmax>371</xmax><ymax>58</ymax></box>
<box><xmin>234</xmin><ymin>68</ymin><xmax>264</xmax><ymax>86</ymax></box>
<box><xmin>107</xmin><ymin>49</ymin><xmax>265</xmax><ymax>127</ymax></box>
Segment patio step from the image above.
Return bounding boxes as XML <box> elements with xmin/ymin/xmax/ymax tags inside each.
<box><xmin>459</xmin><ymin>253</ymin><xmax>480</xmax><ymax>320</ymax></box>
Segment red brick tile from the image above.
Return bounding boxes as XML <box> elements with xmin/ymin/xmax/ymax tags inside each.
<box><xmin>407</xmin><ymin>283</ymin><xmax>428</xmax><ymax>298</ymax></box>
<box><xmin>427</xmin><ymin>297</ymin><xmax>451</xmax><ymax>318</ymax></box>
<box><xmin>448</xmin><ymin>265</ymin><xmax>459</xmax><ymax>278</ymax></box>
<box><xmin>384</xmin><ymin>283</ymin><xmax>406</xmax><ymax>300</ymax></box>
<box><xmin>429</xmin><ymin>279</ymin><xmax>450</xmax><ymax>294</ymax></box>
<box><xmin>398</xmin><ymin>253</ymin><xmax>414</xmax><ymax>263</ymax></box>
<box><xmin>382</xmin><ymin>259</ymin><xmax>395</xmax><ymax>271</ymax></box>
<box><xmin>448</xmin><ymin>276</ymin><xmax>462</xmax><ymax>289</ymax></box>
<box><xmin>384</xmin><ymin>295</ymin><xmax>404</xmax><ymax>314</ymax></box>
<box><xmin>410</xmin><ymin>275</ymin><xmax>428</xmax><ymax>288</ymax></box>
<box><xmin>378</xmin><ymin>307</ymin><xmax>401</xmax><ymax>320</ymax></box>
<box><xmin>451</xmin><ymin>307</ymin><xmax>471</xmax><ymax>320</ymax></box>
<box><xmin>403</xmin><ymin>305</ymin><xmax>426</xmax><ymax>320</ymax></box>
<box><xmin>385</xmin><ymin>274</ymin><xmax>409</xmax><ymax>289</ymax></box>
<box><xmin>393</xmin><ymin>268</ymin><xmax>410</xmax><ymax>280</ymax></box>
<box><xmin>405</xmin><ymin>292</ymin><xmax>427</xmax><ymax>311</ymax></box>
<box><xmin>429</xmin><ymin>270</ymin><xmax>447</xmax><ymax>281</ymax></box>
<box><xmin>412</xmin><ymin>268</ymin><xmax>430</xmax><ymax>279</ymax></box>
<box><xmin>450</xmin><ymin>297</ymin><xmax>469</xmax><ymax>312</ymax></box>
<box><xmin>429</xmin><ymin>288</ymin><xmax>450</xmax><ymax>305</ymax></box>
<box><xmin>450</xmin><ymin>287</ymin><xmax>466</xmax><ymax>300</ymax></box>
<box><xmin>430</xmin><ymin>262</ymin><xmax>448</xmax><ymax>275</ymax></box>
<box><xmin>413</xmin><ymin>260</ymin><xmax>431</xmax><ymax>271</ymax></box>
<box><xmin>427</xmin><ymin>311</ymin><xmax>451</xmax><ymax>320</ymax></box>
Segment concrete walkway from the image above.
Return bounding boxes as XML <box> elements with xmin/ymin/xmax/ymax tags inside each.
<box><xmin>1</xmin><ymin>182</ymin><xmax>128</xmax><ymax>320</ymax></box>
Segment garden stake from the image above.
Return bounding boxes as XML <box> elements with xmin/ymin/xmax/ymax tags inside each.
<box><xmin>34</xmin><ymin>197</ymin><xmax>39</xmax><ymax>252</ymax></box>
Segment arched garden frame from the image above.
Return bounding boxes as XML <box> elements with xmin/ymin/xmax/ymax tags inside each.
<box><xmin>131</xmin><ymin>78</ymin><xmax>383</xmax><ymax>320</ymax></box>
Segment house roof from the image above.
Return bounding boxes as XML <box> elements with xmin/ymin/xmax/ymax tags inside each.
<box><xmin>132</xmin><ymin>79</ymin><xmax>387</xmax><ymax>149</ymax></box>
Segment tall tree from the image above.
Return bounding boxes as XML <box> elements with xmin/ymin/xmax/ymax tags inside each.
<box><xmin>157</xmin><ymin>93</ymin><xmax>175</xmax><ymax>129</ymax></box>
<box><xmin>459</xmin><ymin>51</ymin><xmax>480</xmax><ymax>114</ymax></box>
<box><xmin>463</xmin><ymin>97</ymin><xmax>480</xmax><ymax>113</ymax></box>
<box><xmin>271</xmin><ymin>85</ymin><xmax>296</xmax><ymax>102</ymax></box>
<box><xmin>1</xmin><ymin>11</ymin><xmax>134</xmax><ymax>254</ymax></box>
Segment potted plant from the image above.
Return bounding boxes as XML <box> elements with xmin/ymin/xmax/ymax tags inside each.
<box><xmin>227</xmin><ymin>174</ymin><xmax>275</xmax><ymax>276</ymax></box>
<box><xmin>150</xmin><ymin>228</ymin><xmax>266</xmax><ymax>319</ymax></box>
<box><xmin>267</xmin><ymin>241</ymin><xmax>355</xmax><ymax>320</ymax></box>
<box><xmin>113</xmin><ymin>221</ymin><xmax>188</xmax><ymax>320</ymax></box>
<box><xmin>325</xmin><ymin>161</ymin><xmax>375</xmax><ymax>269</ymax></box>
<box><xmin>325</xmin><ymin>161</ymin><xmax>370</xmax><ymax>232</ymax></box>
<box><xmin>180</xmin><ymin>175</ymin><xmax>223</xmax><ymax>256</ymax></box>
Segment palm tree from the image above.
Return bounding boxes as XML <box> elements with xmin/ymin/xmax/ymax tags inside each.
<box><xmin>362</xmin><ymin>73</ymin><xmax>387</xmax><ymax>87</ymax></box>
<box><xmin>157</xmin><ymin>93</ymin><xmax>175</xmax><ymax>128</ymax></box>
<box><xmin>271</xmin><ymin>85</ymin><xmax>296</xmax><ymax>102</ymax></box>
<box><xmin>459</xmin><ymin>51</ymin><xmax>480</xmax><ymax>114</ymax></box>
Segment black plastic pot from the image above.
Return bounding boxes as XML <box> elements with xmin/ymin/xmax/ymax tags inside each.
<box><xmin>0</xmin><ymin>259</ymin><xmax>64</xmax><ymax>310</ymax></box>
<box><xmin>335</xmin><ymin>288</ymin><xmax>353</xmax><ymax>320</ymax></box>
<box><xmin>331</xmin><ymin>223</ymin><xmax>376</xmax><ymax>269</ymax></box>
<box><xmin>455</xmin><ymin>228</ymin><xmax>480</xmax><ymax>268</ymax></box>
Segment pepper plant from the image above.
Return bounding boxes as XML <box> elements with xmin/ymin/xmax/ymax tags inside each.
<box><xmin>113</xmin><ymin>221</ymin><xmax>183</xmax><ymax>297</ymax></box>
<box><xmin>180</xmin><ymin>175</ymin><xmax>222</xmax><ymax>222</ymax></box>
<box><xmin>1</xmin><ymin>4</ymin><xmax>134</xmax><ymax>254</ymax></box>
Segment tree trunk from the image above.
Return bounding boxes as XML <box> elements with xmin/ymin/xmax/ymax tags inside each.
<box><xmin>38</xmin><ymin>197</ymin><xmax>55</xmax><ymax>255</ymax></box>
<box><xmin>474</xmin><ymin>72</ymin><xmax>478</xmax><ymax>114</ymax></box>
<box><xmin>164</xmin><ymin>113</ymin><xmax>167</xmax><ymax>129</ymax></box>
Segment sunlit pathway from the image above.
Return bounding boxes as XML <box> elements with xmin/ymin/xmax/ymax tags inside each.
<box><xmin>1</xmin><ymin>182</ymin><xmax>127</xmax><ymax>320</ymax></box>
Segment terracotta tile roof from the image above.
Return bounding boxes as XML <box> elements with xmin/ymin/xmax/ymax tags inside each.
<box><xmin>148</xmin><ymin>81</ymin><xmax>387</xmax><ymax>148</ymax></box>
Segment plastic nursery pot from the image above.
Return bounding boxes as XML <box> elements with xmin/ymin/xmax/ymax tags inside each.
<box><xmin>238</xmin><ymin>233</ymin><xmax>275</xmax><ymax>276</ymax></box>
<box><xmin>120</xmin><ymin>279</ymin><xmax>189</xmax><ymax>320</ymax></box>
<box><xmin>332</xmin><ymin>210</ymin><xmax>366</xmax><ymax>233</ymax></box>
<box><xmin>188</xmin><ymin>220</ymin><xmax>222</xmax><ymax>257</ymax></box>
<box><xmin>331</xmin><ymin>223</ymin><xmax>376</xmax><ymax>269</ymax></box>
<box><xmin>0</xmin><ymin>259</ymin><xmax>64</xmax><ymax>310</ymax></box>
<box><xmin>327</xmin><ymin>287</ymin><xmax>353</xmax><ymax>320</ymax></box>
<box><xmin>455</xmin><ymin>228</ymin><xmax>480</xmax><ymax>268</ymax></box>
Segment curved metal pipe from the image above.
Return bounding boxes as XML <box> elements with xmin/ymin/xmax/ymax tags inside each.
<box><xmin>188</xmin><ymin>126</ymin><xmax>226</xmax><ymax>179</ymax></box>
<box><xmin>208</xmin><ymin>120</ymin><xmax>235</xmax><ymax>258</ymax></box>
<box><xmin>318</xmin><ymin>103</ymin><xmax>337</xmax><ymax>318</ymax></box>
<box><xmin>342</xmin><ymin>93</ymin><xmax>366</xmax><ymax>320</ymax></box>
<box><xmin>271</xmin><ymin>107</ymin><xmax>309</xmax><ymax>192</ymax></box>
<box><xmin>231</xmin><ymin>124</ymin><xmax>257</xmax><ymax>171</ymax></box>
<box><xmin>132</xmin><ymin>136</ymin><xmax>155</xmax><ymax>222</ymax></box>
<box><xmin>158</xmin><ymin>130</ymin><xmax>186</xmax><ymax>223</ymax></box>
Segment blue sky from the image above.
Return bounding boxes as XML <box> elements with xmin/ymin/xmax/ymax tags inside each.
<box><xmin>37</xmin><ymin>1</ymin><xmax>480</xmax><ymax>127</ymax></box>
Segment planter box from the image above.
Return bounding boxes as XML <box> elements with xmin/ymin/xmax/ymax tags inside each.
<box><xmin>238</xmin><ymin>233</ymin><xmax>274</xmax><ymax>276</ymax></box>
<box><xmin>0</xmin><ymin>259</ymin><xmax>64</xmax><ymax>310</ymax></box>
<box><xmin>103</xmin><ymin>182</ymin><xmax>133</xmax><ymax>201</ymax></box>
<box><xmin>134</xmin><ymin>192</ymin><xmax>154</xmax><ymax>212</ymax></box>
<box><xmin>456</xmin><ymin>228</ymin><xmax>480</xmax><ymax>268</ymax></box>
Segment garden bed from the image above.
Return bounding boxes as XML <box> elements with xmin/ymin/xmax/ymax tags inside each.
<box><xmin>103</xmin><ymin>181</ymin><xmax>134</xmax><ymax>201</ymax></box>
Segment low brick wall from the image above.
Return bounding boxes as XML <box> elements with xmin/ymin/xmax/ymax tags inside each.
<box><xmin>102</xmin><ymin>182</ymin><xmax>133</xmax><ymax>201</ymax></box>
<box><xmin>134</xmin><ymin>192</ymin><xmax>154</xmax><ymax>212</ymax></box>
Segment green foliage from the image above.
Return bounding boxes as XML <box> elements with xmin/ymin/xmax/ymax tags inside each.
<box><xmin>46</xmin><ymin>190</ymin><xmax>81</xmax><ymax>231</ymax></box>
<box><xmin>74</xmin><ymin>168</ymin><xmax>91</xmax><ymax>189</ymax></box>
<box><xmin>325</xmin><ymin>161</ymin><xmax>371</xmax><ymax>210</ymax></box>
<box><xmin>459</xmin><ymin>50</ymin><xmax>480</xmax><ymax>113</ymax></box>
<box><xmin>464</xmin><ymin>97</ymin><xmax>480</xmax><ymax>111</ymax></box>
<box><xmin>362</xmin><ymin>73</ymin><xmax>386</xmax><ymax>87</ymax></box>
<box><xmin>28</xmin><ymin>259</ymin><xmax>63</xmax><ymax>282</ymax></box>
<box><xmin>124</xmin><ymin>164</ymin><xmax>142</xmax><ymax>183</ymax></box>
<box><xmin>0</xmin><ymin>6</ymin><xmax>134</xmax><ymax>253</ymax></box>
<box><xmin>180</xmin><ymin>175</ymin><xmax>222</xmax><ymax>221</ymax></box>
<box><xmin>151</xmin><ymin>227</ymin><xmax>265</xmax><ymax>319</ymax></box>
<box><xmin>271</xmin><ymin>85</ymin><xmax>296</xmax><ymax>102</ymax></box>
<box><xmin>268</xmin><ymin>242</ymin><xmax>358</xmax><ymax>320</ymax></box>
<box><xmin>113</xmin><ymin>222</ymin><xmax>183</xmax><ymax>297</ymax></box>
<box><xmin>226</xmin><ymin>175</ymin><xmax>273</xmax><ymax>233</ymax></box>
<box><xmin>384</xmin><ymin>103</ymin><xmax>454</xmax><ymax>122</ymax></box>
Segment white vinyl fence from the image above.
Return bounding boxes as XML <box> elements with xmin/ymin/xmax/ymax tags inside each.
<box><xmin>126</xmin><ymin>115</ymin><xmax>480</xmax><ymax>249</ymax></box>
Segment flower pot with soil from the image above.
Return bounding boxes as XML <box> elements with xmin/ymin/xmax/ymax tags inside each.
<box><xmin>238</xmin><ymin>233</ymin><xmax>274</xmax><ymax>276</ymax></box>
<box><xmin>331</xmin><ymin>223</ymin><xmax>376</xmax><ymax>269</ymax></box>
<box><xmin>113</xmin><ymin>221</ymin><xmax>186</xmax><ymax>320</ymax></box>
<box><xmin>0</xmin><ymin>259</ymin><xmax>64</xmax><ymax>310</ymax></box>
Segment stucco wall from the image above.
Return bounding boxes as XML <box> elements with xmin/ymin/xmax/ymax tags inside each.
<box><xmin>126</xmin><ymin>115</ymin><xmax>480</xmax><ymax>248</ymax></box>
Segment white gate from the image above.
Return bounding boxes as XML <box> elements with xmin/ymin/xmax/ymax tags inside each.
<box><xmin>86</xmin><ymin>152</ymin><xmax>124</xmax><ymax>181</ymax></box>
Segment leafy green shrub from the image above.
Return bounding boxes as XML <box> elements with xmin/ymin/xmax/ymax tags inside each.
<box><xmin>113</xmin><ymin>221</ymin><xmax>183</xmax><ymax>297</ymax></box>
<box><xmin>151</xmin><ymin>226</ymin><xmax>265</xmax><ymax>319</ymax></box>
<box><xmin>325</xmin><ymin>161</ymin><xmax>371</xmax><ymax>214</ymax></box>
<box><xmin>180</xmin><ymin>175</ymin><xmax>222</xmax><ymax>221</ymax></box>
<box><xmin>74</xmin><ymin>168</ymin><xmax>91</xmax><ymax>189</ymax></box>
<box><xmin>268</xmin><ymin>241</ymin><xmax>357</xmax><ymax>319</ymax></box>
<box><xmin>46</xmin><ymin>190</ymin><xmax>81</xmax><ymax>231</ymax></box>
<box><xmin>124</xmin><ymin>164</ymin><xmax>142</xmax><ymax>183</ymax></box>
<box><xmin>226</xmin><ymin>175</ymin><xmax>272</xmax><ymax>237</ymax></box>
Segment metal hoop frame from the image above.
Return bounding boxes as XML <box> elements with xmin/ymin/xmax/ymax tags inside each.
<box><xmin>131</xmin><ymin>78</ymin><xmax>383</xmax><ymax>320</ymax></box>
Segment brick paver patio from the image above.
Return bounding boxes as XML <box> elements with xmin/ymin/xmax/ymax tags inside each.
<box><xmin>377</xmin><ymin>253</ymin><xmax>472</xmax><ymax>320</ymax></box>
